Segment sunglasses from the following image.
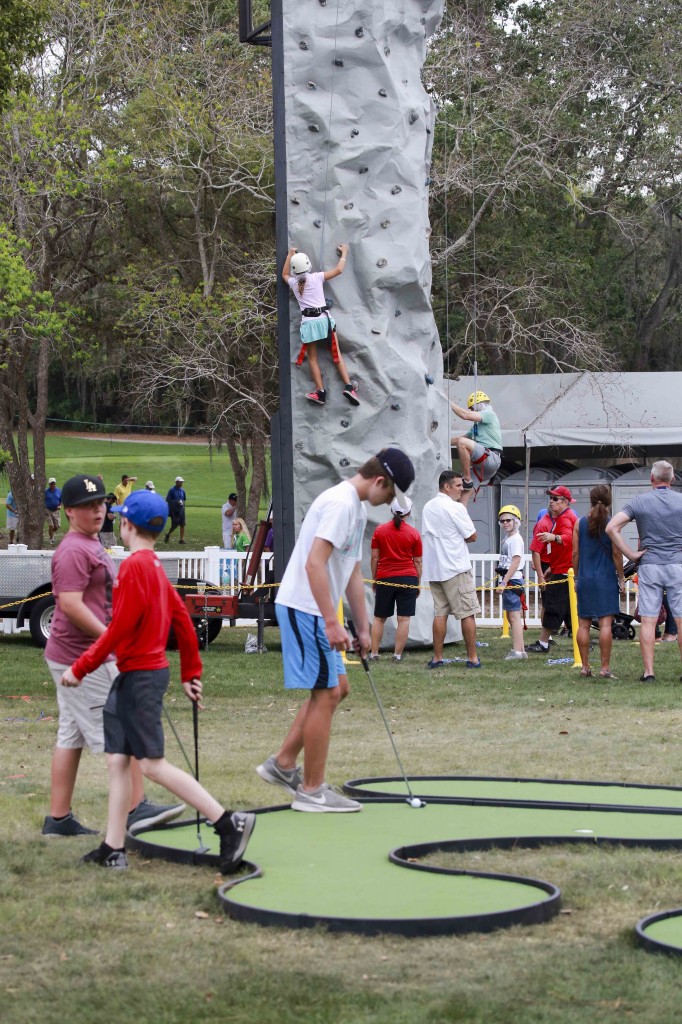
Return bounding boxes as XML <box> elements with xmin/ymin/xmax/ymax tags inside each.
<box><xmin>499</xmin><ymin>518</ymin><xmax>514</xmax><ymax>524</ymax></box>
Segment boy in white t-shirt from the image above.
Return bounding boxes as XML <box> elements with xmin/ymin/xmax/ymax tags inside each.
<box><xmin>256</xmin><ymin>448</ymin><xmax>415</xmax><ymax>812</ymax></box>
<box><xmin>283</xmin><ymin>244</ymin><xmax>360</xmax><ymax>407</ymax></box>
<box><xmin>496</xmin><ymin>504</ymin><xmax>528</xmax><ymax>660</ymax></box>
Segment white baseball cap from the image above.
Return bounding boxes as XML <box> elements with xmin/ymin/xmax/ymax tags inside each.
<box><xmin>390</xmin><ymin>495</ymin><xmax>412</xmax><ymax>516</ymax></box>
<box><xmin>175</xmin><ymin>476</ymin><xmax>184</xmax><ymax>482</ymax></box>
<box><xmin>48</xmin><ymin>477</ymin><xmax>57</xmax><ymax>484</ymax></box>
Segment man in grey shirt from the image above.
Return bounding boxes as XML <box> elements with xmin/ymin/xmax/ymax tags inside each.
<box><xmin>607</xmin><ymin>460</ymin><xmax>682</xmax><ymax>682</ymax></box>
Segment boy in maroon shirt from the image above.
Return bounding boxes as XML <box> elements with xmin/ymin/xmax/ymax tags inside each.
<box><xmin>61</xmin><ymin>490</ymin><xmax>255</xmax><ymax>871</ymax></box>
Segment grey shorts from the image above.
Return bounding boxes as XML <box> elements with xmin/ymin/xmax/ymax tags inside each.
<box><xmin>46</xmin><ymin>659</ymin><xmax>118</xmax><ymax>752</ymax></box>
<box><xmin>471</xmin><ymin>443</ymin><xmax>501</xmax><ymax>483</ymax></box>
<box><xmin>637</xmin><ymin>564</ymin><xmax>682</xmax><ymax>618</ymax></box>
<box><xmin>431</xmin><ymin>572</ymin><xmax>481</xmax><ymax>619</ymax></box>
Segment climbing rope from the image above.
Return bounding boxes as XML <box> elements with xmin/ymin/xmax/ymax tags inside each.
<box><xmin>318</xmin><ymin>0</ymin><xmax>342</xmax><ymax>266</ymax></box>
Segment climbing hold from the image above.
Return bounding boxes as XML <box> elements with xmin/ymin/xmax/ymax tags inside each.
<box><xmin>391</xmin><ymin>403</ymin><xmax>401</xmax><ymax>411</ymax></box>
<box><xmin>376</xmin><ymin>258</ymin><xmax>387</xmax><ymax>268</ymax></box>
<box><xmin>334</xmin><ymin>58</ymin><xmax>344</xmax><ymax>67</ymax></box>
<box><xmin>307</xmin><ymin>81</ymin><xmax>316</xmax><ymax>90</ymax></box>
<box><xmin>319</xmin><ymin>0</ymin><xmax>326</xmax><ymax>5</ymax></box>
<box><xmin>426</xmin><ymin>127</ymin><xmax>431</xmax><ymax>135</ymax></box>
<box><xmin>378</xmin><ymin>89</ymin><xmax>387</xmax><ymax>97</ymax></box>
<box><xmin>391</xmin><ymin>185</ymin><xmax>402</xmax><ymax>195</ymax></box>
<box><xmin>436</xmin><ymin>452</ymin><xmax>442</xmax><ymax>461</ymax></box>
<box><xmin>339</xmin><ymin>458</ymin><xmax>350</xmax><ymax>467</ymax></box>
<box><xmin>314</xmin><ymin>219</ymin><xmax>321</xmax><ymax>227</ymax></box>
<box><xmin>299</xmin><ymin>41</ymin><xmax>309</xmax><ymax>50</ymax></box>
<box><xmin>355</xmin><ymin>27</ymin><xmax>364</xmax><ymax>38</ymax></box>
<box><xmin>336</xmin><ymin>245</ymin><xmax>344</xmax><ymax>257</ymax></box>
<box><xmin>394</xmin><ymin>310</ymin><xmax>402</xmax><ymax>317</ymax></box>
<box><xmin>295</xmin><ymin>441</ymin><xmax>305</xmax><ymax>451</ymax></box>
<box><xmin>371</xmin><ymin>328</ymin><xmax>381</xmax><ymax>335</ymax></box>
<box><xmin>424</xmin><ymin>374</ymin><xmax>434</xmax><ymax>385</ymax></box>
<box><xmin>381</xmin><ymin>220</ymin><xmax>390</xmax><ymax>229</ymax></box>
<box><xmin>409</xmin><ymin>112</ymin><xmax>419</xmax><ymax>124</ymax></box>
<box><xmin>309</xmin><ymin>124</ymin><xmax>320</xmax><ymax>133</ymax></box>
<box><xmin>340</xmin><ymin>419</ymin><xmax>349</xmax><ymax>428</ymax></box>
<box><xmin>431</xmin><ymin>421</ymin><xmax>438</xmax><ymax>432</ymax></box>
<box><xmin>384</xmin><ymin>46</ymin><xmax>390</xmax><ymax>56</ymax></box>
<box><xmin>344</xmin><ymin>202</ymin><xmax>354</xmax><ymax>210</ymax></box>
<box><xmin>351</xmin><ymin>128</ymin><xmax>359</xmax><ymax>137</ymax></box>
<box><xmin>359</xmin><ymin>167</ymin><xmax>368</xmax><ymax>174</ymax></box>
<box><xmin>291</xmin><ymin>197</ymin><xmax>300</xmax><ymax>205</ymax></box>
<box><xmin>425</xmin><ymin>177</ymin><xmax>431</xmax><ymax>185</ymax></box>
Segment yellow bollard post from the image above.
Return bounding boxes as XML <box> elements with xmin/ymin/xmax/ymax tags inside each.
<box><xmin>500</xmin><ymin>611</ymin><xmax>510</xmax><ymax>639</ymax></box>
<box><xmin>567</xmin><ymin>568</ymin><xmax>581</xmax><ymax>668</ymax></box>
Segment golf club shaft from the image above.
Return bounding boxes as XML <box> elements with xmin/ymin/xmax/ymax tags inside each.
<box><xmin>346</xmin><ymin>619</ymin><xmax>416</xmax><ymax>801</ymax></box>
<box><xmin>163</xmin><ymin>703</ymin><xmax>195</xmax><ymax>774</ymax></box>
<box><xmin>192</xmin><ymin>699</ymin><xmax>203</xmax><ymax>843</ymax></box>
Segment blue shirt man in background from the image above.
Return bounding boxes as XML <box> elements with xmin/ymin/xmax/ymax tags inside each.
<box><xmin>164</xmin><ymin>476</ymin><xmax>187</xmax><ymax>545</ymax></box>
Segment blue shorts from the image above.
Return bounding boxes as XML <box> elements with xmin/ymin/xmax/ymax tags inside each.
<box><xmin>300</xmin><ymin>315</ymin><xmax>336</xmax><ymax>345</ymax></box>
<box><xmin>501</xmin><ymin>580</ymin><xmax>524</xmax><ymax>613</ymax></box>
<box><xmin>276</xmin><ymin>605</ymin><xmax>344</xmax><ymax>690</ymax></box>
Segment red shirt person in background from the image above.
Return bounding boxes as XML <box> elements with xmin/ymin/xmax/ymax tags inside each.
<box><xmin>526</xmin><ymin>486</ymin><xmax>578</xmax><ymax>654</ymax></box>
<box><xmin>369</xmin><ymin>496</ymin><xmax>422</xmax><ymax>662</ymax></box>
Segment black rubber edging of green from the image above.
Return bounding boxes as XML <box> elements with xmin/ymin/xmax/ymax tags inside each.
<box><xmin>343</xmin><ymin>774</ymin><xmax>682</xmax><ymax>815</ymax></box>
<box><xmin>125</xmin><ymin>815</ymin><xmax>264</xmax><ymax>881</ymax></box>
<box><xmin>635</xmin><ymin>910</ymin><xmax>682</xmax><ymax>957</ymax></box>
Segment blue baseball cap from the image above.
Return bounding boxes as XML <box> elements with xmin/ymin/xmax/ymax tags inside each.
<box><xmin>112</xmin><ymin>490</ymin><xmax>168</xmax><ymax>533</ymax></box>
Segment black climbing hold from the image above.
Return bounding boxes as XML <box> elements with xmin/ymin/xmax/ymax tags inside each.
<box><xmin>319</xmin><ymin>0</ymin><xmax>326</xmax><ymax>5</ymax></box>
<box><xmin>378</xmin><ymin>89</ymin><xmax>387</xmax><ymax>97</ymax></box>
<box><xmin>336</xmin><ymin>245</ymin><xmax>343</xmax><ymax>257</ymax></box>
<box><xmin>344</xmin><ymin>202</ymin><xmax>354</xmax><ymax>209</ymax></box>
<box><xmin>359</xmin><ymin>167</ymin><xmax>368</xmax><ymax>174</ymax></box>
<box><xmin>391</xmin><ymin>185</ymin><xmax>402</xmax><ymax>195</ymax></box>
<box><xmin>381</xmin><ymin>220</ymin><xmax>390</xmax><ymax>228</ymax></box>
<box><xmin>436</xmin><ymin>452</ymin><xmax>442</xmax><ymax>461</ymax></box>
<box><xmin>391</xmin><ymin>403</ymin><xmax>401</xmax><ymax>411</ymax></box>
<box><xmin>326</xmin><ymin>298</ymin><xmax>334</xmax><ymax>308</ymax></box>
<box><xmin>384</xmin><ymin>46</ymin><xmax>390</xmax><ymax>56</ymax></box>
<box><xmin>355</xmin><ymin>27</ymin><xmax>363</xmax><ymax>38</ymax></box>
<box><xmin>376</xmin><ymin>258</ymin><xmax>387</xmax><ymax>268</ymax></box>
<box><xmin>291</xmin><ymin>197</ymin><xmax>300</xmax><ymax>205</ymax></box>
<box><xmin>431</xmin><ymin>421</ymin><xmax>438</xmax><ymax>432</ymax></box>
<box><xmin>340</xmin><ymin>419</ymin><xmax>349</xmax><ymax>428</ymax></box>
<box><xmin>426</xmin><ymin>127</ymin><xmax>431</xmax><ymax>135</ymax></box>
<box><xmin>424</xmin><ymin>374</ymin><xmax>434</xmax><ymax>385</ymax></box>
<box><xmin>425</xmin><ymin>177</ymin><xmax>431</xmax><ymax>185</ymax></box>
<box><xmin>351</xmin><ymin>128</ymin><xmax>359</xmax><ymax>137</ymax></box>
<box><xmin>309</xmin><ymin>124</ymin><xmax>320</xmax><ymax>133</ymax></box>
<box><xmin>299</xmin><ymin>41</ymin><xmax>309</xmax><ymax>50</ymax></box>
<box><xmin>394</xmin><ymin>310</ymin><xmax>402</xmax><ymax>317</ymax></box>
<box><xmin>295</xmin><ymin>441</ymin><xmax>305</xmax><ymax>451</ymax></box>
<box><xmin>307</xmin><ymin>81</ymin><xmax>316</xmax><ymax>90</ymax></box>
<box><xmin>334</xmin><ymin>58</ymin><xmax>344</xmax><ymax>67</ymax></box>
<box><xmin>314</xmin><ymin>219</ymin><xmax>321</xmax><ymax>227</ymax></box>
<box><xmin>371</xmin><ymin>329</ymin><xmax>381</xmax><ymax>335</ymax></box>
<box><xmin>339</xmin><ymin>458</ymin><xmax>350</xmax><ymax>467</ymax></box>
<box><xmin>409</xmin><ymin>112</ymin><xmax>419</xmax><ymax>124</ymax></box>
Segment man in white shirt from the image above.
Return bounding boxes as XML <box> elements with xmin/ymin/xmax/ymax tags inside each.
<box><xmin>256</xmin><ymin>448</ymin><xmax>415</xmax><ymax>812</ymax></box>
<box><xmin>422</xmin><ymin>470</ymin><xmax>481</xmax><ymax>669</ymax></box>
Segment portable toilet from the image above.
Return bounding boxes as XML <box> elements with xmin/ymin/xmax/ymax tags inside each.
<box><xmin>612</xmin><ymin>466</ymin><xmax>682</xmax><ymax>552</ymax></box>
<box><xmin>467</xmin><ymin>462</ymin><xmax>520</xmax><ymax>555</ymax></box>
<box><xmin>499</xmin><ymin>464</ymin><xmax>572</xmax><ymax>528</ymax></box>
<box><xmin>552</xmin><ymin>467</ymin><xmax>623</xmax><ymax>521</ymax></box>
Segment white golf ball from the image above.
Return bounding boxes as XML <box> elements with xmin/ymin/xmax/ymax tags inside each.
<box><xmin>409</xmin><ymin>797</ymin><xmax>423</xmax><ymax>808</ymax></box>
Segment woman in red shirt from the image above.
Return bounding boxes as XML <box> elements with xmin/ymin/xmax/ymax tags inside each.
<box><xmin>369</xmin><ymin>497</ymin><xmax>422</xmax><ymax>662</ymax></box>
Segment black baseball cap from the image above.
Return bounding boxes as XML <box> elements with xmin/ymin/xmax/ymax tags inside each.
<box><xmin>228</xmin><ymin>492</ymin><xmax>238</xmax><ymax>501</ymax></box>
<box><xmin>376</xmin><ymin>448</ymin><xmax>415</xmax><ymax>510</ymax></box>
<box><xmin>61</xmin><ymin>474</ymin><xmax>107</xmax><ymax>507</ymax></box>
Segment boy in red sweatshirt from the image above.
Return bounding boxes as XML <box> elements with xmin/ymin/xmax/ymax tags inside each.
<box><xmin>61</xmin><ymin>489</ymin><xmax>255</xmax><ymax>872</ymax></box>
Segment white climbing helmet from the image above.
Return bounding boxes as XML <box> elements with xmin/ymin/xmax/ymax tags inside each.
<box><xmin>290</xmin><ymin>252</ymin><xmax>312</xmax><ymax>275</ymax></box>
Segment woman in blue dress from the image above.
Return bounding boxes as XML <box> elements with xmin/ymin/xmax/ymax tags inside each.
<box><xmin>572</xmin><ymin>485</ymin><xmax>625</xmax><ymax>678</ymax></box>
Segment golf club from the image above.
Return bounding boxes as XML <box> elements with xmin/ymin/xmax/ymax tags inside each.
<box><xmin>162</xmin><ymin>701</ymin><xmax>209</xmax><ymax>852</ymax></box>
<box><xmin>346</xmin><ymin>619</ymin><xmax>425</xmax><ymax>808</ymax></box>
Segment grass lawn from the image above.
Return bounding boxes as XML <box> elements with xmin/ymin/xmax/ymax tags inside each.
<box><xmin>8</xmin><ymin>433</ymin><xmax>270</xmax><ymax>549</ymax></box>
<box><xmin>2</xmin><ymin>626</ymin><xmax>682</xmax><ymax>1023</ymax></box>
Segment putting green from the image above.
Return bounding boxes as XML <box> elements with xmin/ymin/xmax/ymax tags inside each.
<box><xmin>636</xmin><ymin>911</ymin><xmax>682</xmax><ymax>956</ymax></box>
<box><xmin>127</xmin><ymin>776</ymin><xmax>682</xmax><ymax>937</ymax></box>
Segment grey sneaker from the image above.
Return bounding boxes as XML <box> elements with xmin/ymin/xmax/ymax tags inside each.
<box><xmin>291</xmin><ymin>783</ymin><xmax>362</xmax><ymax>813</ymax></box>
<box><xmin>126</xmin><ymin>798</ymin><xmax>186</xmax><ymax>834</ymax></box>
<box><xmin>256</xmin><ymin>755</ymin><xmax>303</xmax><ymax>797</ymax></box>
<box><xmin>42</xmin><ymin>812</ymin><xmax>99</xmax><ymax>837</ymax></box>
<box><xmin>81</xmin><ymin>843</ymin><xmax>129</xmax><ymax>869</ymax></box>
<box><xmin>504</xmin><ymin>650</ymin><xmax>529</xmax><ymax>660</ymax></box>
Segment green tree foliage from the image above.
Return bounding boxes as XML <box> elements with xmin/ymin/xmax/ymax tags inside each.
<box><xmin>0</xmin><ymin>0</ymin><xmax>46</xmax><ymax>107</ymax></box>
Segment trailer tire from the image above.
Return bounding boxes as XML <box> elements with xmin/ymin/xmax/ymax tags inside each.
<box><xmin>29</xmin><ymin>595</ymin><xmax>56</xmax><ymax>648</ymax></box>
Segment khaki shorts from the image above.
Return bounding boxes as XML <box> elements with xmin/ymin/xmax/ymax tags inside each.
<box><xmin>430</xmin><ymin>572</ymin><xmax>481</xmax><ymax>619</ymax></box>
<box><xmin>45</xmin><ymin>509</ymin><xmax>60</xmax><ymax>530</ymax></box>
<box><xmin>46</xmin><ymin>659</ymin><xmax>118</xmax><ymax>752</ymax></box>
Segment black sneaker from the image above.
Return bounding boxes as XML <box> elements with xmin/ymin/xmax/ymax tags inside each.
<box><xmin>342</xmin><ymin>383</ymin><xmax>360</xmax><ymax>406</ymax></box>
<box><xmin>217</xmin><ymin>811</ymin><xmax>256</xmax><ymax>874</ymax></box>
<box><xmin>525</xmin><ymin>641</ymin><xmax>549</xmax><ymax>653</ymax></box>
<box><xmin>126</xmin><ymin>798</ymin><xmax>186</xmax><ymax>834</ymax></box>
<box><xmin>306</xmin><ymin>389</ymin><xmax>326</xmax><ymax>405</ymax></box>
<box><xmin>42</xmin><ymin>812</ymin><xmax>99</xmax><ymax>837</ymax></box>
<box><xmin>462</xmin><ymin>480</ymin><xmax>475</xmax><ymax>490</ymax></box>
<box><xmin>81</xmin><ymin>843</ymin><xmax>129</xmax><ymax>869</ymax></box>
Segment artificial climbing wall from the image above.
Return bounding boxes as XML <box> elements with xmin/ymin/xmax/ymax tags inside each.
<box><xmin>283</xmin><ymin>0</ymin><xmax>453</xmax><ymax>644</ymax></box>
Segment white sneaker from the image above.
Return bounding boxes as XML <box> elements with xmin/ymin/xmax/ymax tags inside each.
<box><xmin>504</xmin><ymin>650</ymin><xmax>529</xmax><ymax>660</ymax></box>
<box><xmin>291</xmin><ymin>783</ymin><xmax>362</xmax><ymax>813</ymax></box>
<box><xmin>393</xmin><ymin>654</ymin><xmax>403</xmax><ymax>662</ymax></box>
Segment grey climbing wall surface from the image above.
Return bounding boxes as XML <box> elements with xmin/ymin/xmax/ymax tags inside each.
<box><xmin>283</xmin><ymin>0</ymin><xmax>456</xmax><ymax>645</ymax></box>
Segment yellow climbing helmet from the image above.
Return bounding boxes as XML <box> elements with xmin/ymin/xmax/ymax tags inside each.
<box><xmin>467</xmin><ymin>390</ymin><xmax>490</xmax><ymax>408</ymax></box>
<box><xmin>498</xmin><ymin>504</ymin><xmax>521</xmax><ymax>520</ymax></box>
